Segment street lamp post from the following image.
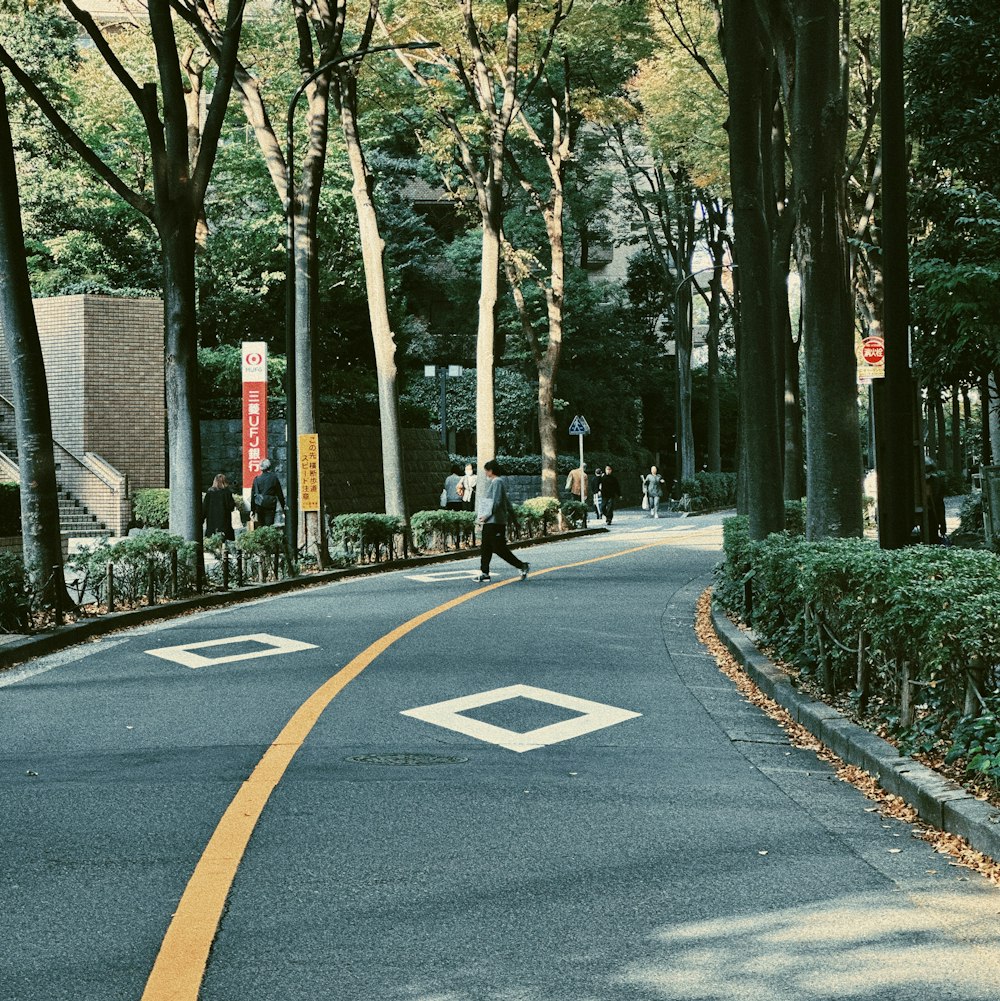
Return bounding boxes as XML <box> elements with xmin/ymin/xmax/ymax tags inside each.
<box><xmin>424</xmin><ymin>364</ymin><xmax>464</xmax><ymax>449</ymax></box>
<box><xmin>284</xmin><ymin>41</ymin><xmax>437</xmax><ymax>554</ymax></box>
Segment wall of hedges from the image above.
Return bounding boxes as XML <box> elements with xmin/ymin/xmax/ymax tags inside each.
<box><xmin>715</xmin><ymin>516</ymin><xmax>1000</xmax><ymax>788</ymax></box>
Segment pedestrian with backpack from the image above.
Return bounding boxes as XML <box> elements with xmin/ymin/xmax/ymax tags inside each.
<box><xmin>250</xmin><ymin>458</ymin><xmax>285</xmax><ymax>527</ymax></box>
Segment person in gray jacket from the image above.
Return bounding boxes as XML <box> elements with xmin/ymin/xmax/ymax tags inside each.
<box><xmin>474</xmin><ymin>459</ymin><xmax>529</xmax><ymax>583</ymax></box>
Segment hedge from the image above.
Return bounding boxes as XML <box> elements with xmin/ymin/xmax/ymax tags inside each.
<box><xmin>133</xmin><ymin>488</ymin><xmax>170</xmax><ymax>529</ymax></box>
<box><xmin>672</xmin><ymin>472</ymin><xmax>737</xmax><ymax>512</ymax></box>
<box><xmin>0</xmin><ymin>482</ymin><xmax>20</xmax><ymax>535</ymax></box>
<box><xmin>715</xmin><ymin>519</ymin><xmax>1000</xmax><ymax>787</ymax></box>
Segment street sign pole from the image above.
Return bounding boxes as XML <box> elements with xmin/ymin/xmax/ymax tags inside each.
<box><xmin>568</xmin><ymin>415</ymin><xmax>591</xmax><ymax>503</ymax></box>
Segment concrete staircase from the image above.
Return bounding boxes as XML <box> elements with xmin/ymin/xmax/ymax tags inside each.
<box><xmin>0</xmin><ymin>410</ymin><xmax>111</xmax><ymax>541</ymax></box>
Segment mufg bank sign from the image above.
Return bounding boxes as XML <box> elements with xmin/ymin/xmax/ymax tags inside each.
<box><xmin>241</xmin><ymin>341</ymin><xmax>268</xmax><ymax>499</ymax></box>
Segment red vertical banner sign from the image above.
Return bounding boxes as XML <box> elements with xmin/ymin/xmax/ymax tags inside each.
<box><xmin>242</xmin><ymin>341</ymin><xmax>268</xmax><ymax>503</ymax></box>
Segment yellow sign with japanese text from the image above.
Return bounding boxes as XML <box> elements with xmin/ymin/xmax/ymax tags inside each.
<box><xmin>298</xmin><ymin>433</ymin><xmax>320</xmax><ymax>512</ymax></box>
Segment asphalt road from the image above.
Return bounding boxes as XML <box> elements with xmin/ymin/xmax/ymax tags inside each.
<box><xmin>2</xmin><ymin>511</ymin><xmax>999</xmax><ymax>1001</ymax></box>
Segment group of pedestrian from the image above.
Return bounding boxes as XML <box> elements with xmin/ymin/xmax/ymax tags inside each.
<box><xmin>442</xmin><ymin>463</ymin><xmax>478</xmax><ymax>511</ymax></box>
<box><xmin>203</xmin><ymin>458</ymin><xmax>286</xmax><ymax>543</ymax></box>
<box><xmin>565</xmin><ymin>461</ymin><xmax>663</xmax><ymax>523</ymax></box>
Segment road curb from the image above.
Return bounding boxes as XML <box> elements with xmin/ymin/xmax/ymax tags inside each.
<box><xmin>710</xmin><ymin>603</ymin><xmax>1000</xmax><ymax>862</ymax></box>
<box><xmin>0</xmin><ymin>526</ymin><xmax>605</xmax><ymax>674</ymax></box>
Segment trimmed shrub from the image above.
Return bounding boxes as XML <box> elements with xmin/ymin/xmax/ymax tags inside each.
<box><xmin>0</xmin><ymin>482</ymin><xmax>20</xmax><ymax>535</ymax></box>
<box><xmin>330</xmin><ymin>513</ymin><xmax>403</xmax><ymax>563</ymax></box>
<box><xmin>133</xmin><ymin>488</ymin><xmax>170</xmax><ymax>529</ymax></box>
<box><xmin>715</xmin><ymin>527</ymin><xmax>1000</xmax><ymax>783</ymax></box>
<box><xmin>67</xmin><ymin>529</ymin><xmax>198</xmax><ymax>606</ymax></box>
<box><xmin>0</xmin><ymin>550</ymin><xmax>31</xmax><ymax>632</ymax></box>
<box><xmin>410</xmin><ymin>509</ymin><xmax>476</xmax><ymax>551</ymax></box>
<box><xmin>559</xmin><ymin>499</ymin><xmax>589</xmax><ymax>528</ymax></box>
<box><xmin>672</xmin><ymin>472</ymin><xmax>738</xmax><ymax>512</ymax></box>
<box><xmin>236</xmin><ymin>525</ymin><xmax>288</xmax><ymax>580</ymax></box>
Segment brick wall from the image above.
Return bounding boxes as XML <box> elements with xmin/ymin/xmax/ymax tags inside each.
<box><xmin>0</xmin><ymin>296</ymin><xmax>166</xmax><ymax>492</ymax></box>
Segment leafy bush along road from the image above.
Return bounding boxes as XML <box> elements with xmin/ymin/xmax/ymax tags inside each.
<box><xmin>0</xmin><ymin>499</ymin><xmax>592</xmax><ymax>635</ymax></box>
<box><xmin>715</xmin><ymin>515</ymin><xmax>1000</xmax><ymax>798</ymax></box>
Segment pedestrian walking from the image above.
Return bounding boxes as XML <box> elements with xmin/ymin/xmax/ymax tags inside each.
<box><xmin>643</xmin><ymin>465</ymin><xmax>665</xmax><ymax>518</ymax></box>
<box><xmin>600</xmin><ymin>464</ymin><xmax>621</xmax><ymax>525</ymax></box>
<box><xmin>592</xmin><ymin>466</ymin><xmax>604</xmax><ymax>520</ymax></box>
<box><xmin>565</xmin><ymin>462</ymin><xmax>588</xmax><ymax>502</ymax></box>
<box><xmin>443</xmin><ymin>464</ymin><xmax>465</xmax><ymax>511</ymax></box>
<box><xmin>475</xmin><ymin>459</ymin><xmax>529</xmax><ymax>583</ymax></box>
<box><xmin>203</xmin><ymin>473</ymin><xmax>235</xmax><ymax>541</ymax></box>
<box><xmin>459</xmin><ymin>462</ymin><xmax>477</xmax><ymax>511</ymax></box>
<box><xmin>250</xmin><ymin>458</ymin><xmax>285</xmax><ymax>527</ymax></box>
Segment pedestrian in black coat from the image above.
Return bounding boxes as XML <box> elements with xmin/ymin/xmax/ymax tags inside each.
<box><xmin>204</xmin><ymin>473</ymin><xmax>235</xmax><ymax>541</ymax></box>
<box><xmin>251</xmin><ymin>458</ymin><xmax>285</xmax><ymax>527</ymax></box>
<box><xmin>600</xmin><ymin>465</ymin><xmax>621</xmax><ymax>525</ymax></box>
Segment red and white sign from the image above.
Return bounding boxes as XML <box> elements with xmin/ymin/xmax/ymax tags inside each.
<box><xmin>242</xmin><ymin>341</ymin><xmax>268</xmax><ymax>498</ymax></box>
<box><xmin>862</xmin><ymin>336</ymin><xmax>885</xmax><ymax>365</ymax></box>
<box><xmin>856</xmin><ymin>333</ymin><xmax>885</xmax><ymax>382</ymax></box>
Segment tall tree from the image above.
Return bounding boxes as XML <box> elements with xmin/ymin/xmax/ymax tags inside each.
<box><xmin>0</xmin><ymin>0</ymin><xmax>247</xmax><ymax>543</ymax></box>
<box><xmin>387</xmin><ymin>0</ymin><xmax>568</xmax><ymax>472</ymax></box>
<box><xmin>786</xmin><ymin>0</ymin><xmax>862</xmax><ymax>538</ymax></box>
<box><xmin>0</xmin><ymin>69</ymin><xmax>70</xmax><ymax>612</ymax></box>
<box><xmin>718</xmin><ymin>0</ymin><xmax>784</xmax><ymax>537</ymax></box>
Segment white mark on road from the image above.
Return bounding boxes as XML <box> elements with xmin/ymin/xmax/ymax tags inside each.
<box><xmin>404</xmin><ymin>569</ymin><xmax>482</xmax><ymax>583</ymax></box>
<box><xmin>145</xmin><ymin>632</ymin><xmax>318</xmax><ymax>669</ymax></box>
<box><xmin>401</xmin><ymin>683</ymin><xmax>641</xmax><ymax>753</ymax></box>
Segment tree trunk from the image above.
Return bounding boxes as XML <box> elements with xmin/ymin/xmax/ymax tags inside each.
<box><xmin>990</xmin><ymin>370</ymin><xmax>1000</xmax><ymax>464</ymax></box>
<box><xmin>706</xmin><ymin>287</ymin><xmax>721</xmax><ymax>473</ymax></box>
<box><xmin>0</xmin><ymin>75</ymin><xmax>69</xmax><ymax>611</ymax></box>
<box><xmin>476</xmin><ymin>213</ymin><xmax>501</xmax><ymax>469</ymax></box>
<box><xmin>160</xmin><ymin>215</ymin><xmax>203</xmax><ymax>546</ymax></box>
<box><xmin>722</xmin><ymin>0</ymin><xmax>784</xmax><ymax>539</ymax></box>
<box><xmin>951</xmin><ymin>384</ymin><xmax>961</xmax><ymax>475</ymax></box>
<box><xmin>340</xmin><ymin>88</ymin><xmax>407</xmax><ymax>520</ymax></box>
<box><xmin>791</xmin><ymin>0</ymin><xmax>862</xmax><ymax>539</ymax></box>
<box><xmin>675</xmin><ymin>276</ymin><xmax>696</xmax><ymax>482</ymax></box>
<box><xmin>934</xmin><ymin>392</ymin><xmax>946</xmax><ymax>470</ymax></box>
<box><xmin>784</xmin><ymin>324</ymin><xmax>804</xmax><ymax>500</ymax></box>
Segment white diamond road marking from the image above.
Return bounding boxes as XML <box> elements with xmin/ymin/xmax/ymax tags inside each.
<box><xmin>145</xmin><ymin>633</ymin><xmax>318</xmax><ymax>669</ymax></box>
<box><xmin>400</xmin><ymin>684</ymin><xmax>641</xmax><ymax>753</ymax></box>
<box><xmin>404</xmin><ymin>569</ymin><xmax>483</xmax><ymax>583</ymax></box>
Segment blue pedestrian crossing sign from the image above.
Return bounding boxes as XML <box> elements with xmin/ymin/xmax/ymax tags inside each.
<box><xmin>568</xmin><ymin>415</ymin><xmax>591</xmax><ymax>435</ymax></box>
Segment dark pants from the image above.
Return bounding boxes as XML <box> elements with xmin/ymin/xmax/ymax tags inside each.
<box><xmin>480</xmin><ymin>523</ymin><xmax>525</xmax><ymax>574</ymax></box>
<box><xmin>603</xmin><ymin>497</ymin><xmax>617</xmax><ymax>524</ymax></box>
<box><xmin>256</xmin><ymin>505</ymin><xmax>278</xmax><ymax>526</ymax></box>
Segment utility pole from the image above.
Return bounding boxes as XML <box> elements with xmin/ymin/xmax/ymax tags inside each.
<box><xmin>872</xmin><ymin>0</ymin><xmax>917</xmax><ymax>548</ymax></box>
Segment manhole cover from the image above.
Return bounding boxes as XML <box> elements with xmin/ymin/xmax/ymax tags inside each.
<box><xmin>347</xmin><ymin>752</ymin><xmax>469</xmax><ymax>766</ymax></box>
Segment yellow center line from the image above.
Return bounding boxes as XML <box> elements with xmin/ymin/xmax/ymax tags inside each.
<box><xmin>140</xmin><ymin>536</ymin><xmax>686</xmax><ymax>1000</ymax></box>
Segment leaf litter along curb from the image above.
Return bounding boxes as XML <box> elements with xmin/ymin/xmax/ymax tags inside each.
<box><xmin>695</xmin><ymin>588</ymin><xmax>1000</xmax><ymax>887</ymax></box>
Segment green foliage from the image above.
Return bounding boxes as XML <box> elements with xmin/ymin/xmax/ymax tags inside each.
<box><xmin>716</xmin><ymin>529</ymin><xmax>1000</xmax><ymax>743</ymax></box>
<box><xmin>0</xmin><ymin>482</ymin><xmax>21</xmax><ymax>535</ymax></box>
<box><xmin>68</xmin><ymin>530</ymin><xmax>199</xmax><ymax>606</ymax></box>
<box><xmin>784</xmin><ymin>500</ymin><xmax>806</xmax><ymax>536</ymax></box>
<box><xmin>0</xmin><ymin>550</ymin><xmax>31</xmax><ymax>632</ymax></box>
<box><xmin>235</xmin><ymin>525</ymin><xmax>285</xmax><ymax>558</ymax></box>
<box><xmin>197</xmin><ymin>345</ymin><xmax>287</xmax><ymax>420</ymax></box>
<box><xmin>559</xmin><ymin>500</ymin><xmax>589</xmax><ymax>528</ymax></box>
<box><xmin>520</xmin><ymin>496</ymin><xmax>561</xmax><ymax>519</ymax></box>
<box><xmin>672</xmin><ymin>472</ymin><xmax>737</xmax><ymax>512</ymax></box>
<box><xmin>329</xmin><ymin>514</ymin><xmax>404</xmax><ymax>563</ymax></box>
<box><xmin>132</xmin><ymin>489</ymin><xmax>170</xmax><ymax>529</ymax></box>
<box><xmin>947</xmin><ymin>701</ymin><xmax>1000</xmax><ymax>788</ymax></box>
<box><xmin>410</xmin><ymin>509</ymin><xmax>476</xmax><ymax>550</ymax></box>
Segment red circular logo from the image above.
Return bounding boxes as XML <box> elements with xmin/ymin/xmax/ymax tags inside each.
<box><xmin>861</xmin><ymin>337</ymin><xmax>884</xmax><ymax>365</ymax></box>
<box><xmin>245</xmin><ymin>351</ymin><xmax>263</xmax><ymax>366</ymax></box>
